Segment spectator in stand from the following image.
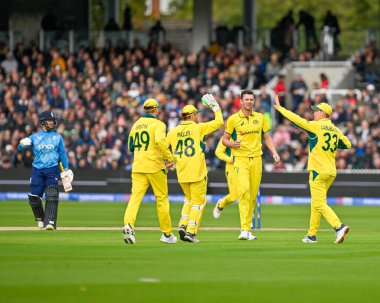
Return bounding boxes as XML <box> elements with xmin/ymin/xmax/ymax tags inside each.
<box><xmin>1</xmin><ymin>52</ymin><xmax>18</xmax><ymax>75</ymax></box>
<box><xmin>104</xmin><ymin>18</ymin><xmax>120</xmax><ymax>31</ymax></box>
<box><xmin>1</xmin><ymin>37</ymin><xmax>379</xmax><ymax>173</ymax></box>
<box><xmin>149</xmin><ymin>20</ymin><xmax>166</xmax><ymax>43</ymax></box>
<box><xmin>296</xmin><ymin>10</ymin><xmax>318</xmax><ymax>50</ymax></box>
<box><xmin>122</xmin><ymin>5</ymin><xmax>132</xmax><ymax>31</ymax></box>
<box><xmin>320</xmin><ymin>73</ymin><xmax>329</xmax><ymax>88</ymax></box>
<box><xmin>265</xmin><ymin>53</ymin><xmax>281</xmax><ymax>81</ymax></box>
<box><xmin>274</xmin><ymin>73</ymin><xmax>287</xmax><ymax>123</ymax></box>
<box><xmin>290</xmin><ymin>72</ymin><xmax>308</xmax><ymax>110</ymax></box>
<box><xmin>322</xmin><ymin>11</ymin><xmax>341</xmax><ymax>54</ymax></box>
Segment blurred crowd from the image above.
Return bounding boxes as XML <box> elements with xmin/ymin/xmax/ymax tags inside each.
<box><xmin>0</xmin><ymin>38</ymin><xmax>379</xmax><ymax>171</ymax></box>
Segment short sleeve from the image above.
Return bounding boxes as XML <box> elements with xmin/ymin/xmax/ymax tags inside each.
<box><xmin>225</xmin><ymin>116</ymin><xmax>235</xmax><ymax>134</ymax></box>
<box><xmin>262</xmin><ymin>116</ymin><xmax>270</xmax><ymax>133</ymax></box>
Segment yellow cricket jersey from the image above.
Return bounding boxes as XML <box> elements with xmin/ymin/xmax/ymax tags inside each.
<box><xmin>215</xmin><ymin>138</ymin><xmax>233</xmax><ymax>173</ymax></box>
<box><xmin>167</xmin><ymin>110</ymin><xmax>223</xmax><ymax>183</ymax></box>
<box><xmin>225</xmin><ymin>110</ymin><xmax>270</xmax><ymax>158</ymax></box>
<box><xmin>277</xmin><ymin>106</ymin><xmax>351</xmax><ymax>175</ymax></box>
<box><xmin>128</xmin><ymin>114</ymin><xmax>173</xmax><ymax>173</ymax></box>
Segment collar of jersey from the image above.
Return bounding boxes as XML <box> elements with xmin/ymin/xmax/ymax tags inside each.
<box><xmin>238</xmin><ymin>109</ymin><xmax>255</xmax><ymax>118</ymax></box>
<box><xmin>180</xmin><ymin>121</ymin><xmax>196</xmax><ymax>125</ymax></box>
<box><xmin>143</xmin><ymin>113</ymin><xmax>157</xmax><ymax>119</ymax></box>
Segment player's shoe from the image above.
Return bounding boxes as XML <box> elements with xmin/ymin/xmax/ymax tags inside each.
<box><xmin>302</xmin><ymin>235</ymin><xmax>317</xmax><ymax>243</ymax></box>
<box><xmin>178</xmin><ymin>225</ymin><xmax>186</xmax><ymax>241</ymax></box>
<box><xmin>335</xmin><ymin>224</ymin><xmax>350</xmax><ymax>243</ymax></box>
<box><xmin>247</xmin><ymin>231</ymin><xmax>258</xmax><ymax>240</ymax></box>
<box><xmin>213</xmin><ymin>200</ymin><xmax>223</xmax><ymax>219</ymax></box>
<box><xmin>45</xmin><ymin>224</ymin><xmax>54</xmax><ymax>230</ymax></box>
<box><xmin>122</xmin><ymin>224</ymin><xmax>136</xmax><ymax>244</ymax></box>
<box><xmin>160</xmin><ymin>233</ymin><xmax>177</xmax><ymax>244</ymax></box>
<box><xmin>37</xmin><ymin>220</ymin><xmax>44</xmax><ymax>229</ymax></box>
<box><xmin>184</xmin><ymin>232</ymin><xmax>197</xmax><ymax>243</ymax></box>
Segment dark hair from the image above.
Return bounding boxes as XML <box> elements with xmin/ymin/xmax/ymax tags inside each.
<box><xmin>240</xmin><ymin>90</ymin><xmax>255</xmax><ymax>100</ymax></box>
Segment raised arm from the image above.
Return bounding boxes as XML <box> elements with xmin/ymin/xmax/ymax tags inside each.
<box><xmin>200</xmin><ymin>94</ymin><xmax>224</xmax><ymax>136</ymax></box>
<box><xmin>274</xmin><ymin>95</ymin><xmax>313</xmax><ymax>133</ymax></box>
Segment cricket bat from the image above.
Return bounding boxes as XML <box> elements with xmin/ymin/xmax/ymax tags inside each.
<box><xmin>59</xmin><ymin>162</ymin><xmax>73</xmax><ymax>192</ymax></box>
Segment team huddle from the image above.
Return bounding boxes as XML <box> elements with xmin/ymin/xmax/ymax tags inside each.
<box><xmin>18</xmin><ymin>91</ymin><xmax>351</xmax><ymax>245</ymax></box>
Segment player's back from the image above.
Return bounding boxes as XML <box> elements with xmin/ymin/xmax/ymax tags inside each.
<box><xmin>129</xmin><ymin>116</ymin><xmax>166</xmax><ymax>173</ymax></box>
<box><xmin>308</xmin><ymin>118</ymin><xmax>351</xmax><ymax>175</ymax></box>
<box><xmin>168</xmin><ymin>122</ymin><xmax>206</xmax><ymax>183</ymax></box>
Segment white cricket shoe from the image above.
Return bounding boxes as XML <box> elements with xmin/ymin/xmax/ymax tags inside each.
<box><xmin>238</xmin><ymin>230</ymin><xmax>257</xmax><ymax>240</ymax></box>
<box><xmin>238</xmin><ymin>230</ymin><xmax>248</xmax><ymax>240</ymax></box>
<box><xmin>37</xmin><ymin>220</ymin><xmax>44</xmax><ymax>229</ymax></box>
<box><xmin>302</xmin><ymin>235</ymin><xmax>317</xmax><ymax>243</ymax></box>
<box><xmin>122</xmin><ymin>224</ymin><xmax>136</xmax><ymax>244</ymax></box>
<box><xmin>247</xmin><ymin>231</ymin><xmax>258</xmax><ymax>240</ymax></box>
<box><xmin>45</xmin><ymin>224</ymin><xmax>54</xmax><ymax>230</ymax></box>
<box><xmin>160</xmin><ymin>233</ymin><xmax>177</xmax><ymax>244</ymax></box>
<box><xmin>213</xmin><ymin>200</ymin><xmax>223</xmax><ymax>219</ymax></box>
<box><xmin>335</xmin><ymin>224</ymin><xmax>350</xmax><ymax>244</ymax></box>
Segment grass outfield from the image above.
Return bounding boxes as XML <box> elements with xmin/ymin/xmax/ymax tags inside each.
<box><xmin>0</xmin><ymin>201</ymin><xmax>379</xmax><ymax>303</ymax></box>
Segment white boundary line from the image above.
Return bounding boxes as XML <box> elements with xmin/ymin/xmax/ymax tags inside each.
<box><xmin>0</xmin><ymin>226</ymin><xmax>331</xmax><ymax>232</ymax></box>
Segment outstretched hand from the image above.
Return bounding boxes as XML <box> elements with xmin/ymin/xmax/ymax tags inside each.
<box><xmin>201</xmin><ymin>93</ymin><xmax>220</xmax><ymax>112</ymax></box>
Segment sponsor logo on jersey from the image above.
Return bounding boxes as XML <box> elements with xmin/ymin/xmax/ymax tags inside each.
<box><xmin>37</xmin><ymin>143</ymin><xmax>55</xmax><ymax>150</ymax></box>
<box><xmin>239</xmin><ymin>130</ymin><xmax>259</xmax><ymax>136</ymax></box>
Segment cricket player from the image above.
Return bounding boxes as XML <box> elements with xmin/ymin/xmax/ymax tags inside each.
<box><xmin>223</xmin><ymin>90</ymin><xmax>280</xmax><ymax>240</ymax></box>
<box><xmin>274</xmin><ymin>96</ymin><xmax>351</xmax><ymax>243</ymax></box>
<box><xmin>167</xmin><ymin>94</ymin><xmax>224</xmax><ymax>242</ymax></box>
<box><xmin>18</xmin><ymin>110</ymin><xmax>73</xmax><ymax>230</ymax></box>
<box><xmin>213</xmin><ymin>137</ymin><xmax>238</xmax><ymax>219</ymax></box>
<box><xmin>123</xmin><ymin>98</ymin><xmax>177</xmax><ymax>245</ymax></box>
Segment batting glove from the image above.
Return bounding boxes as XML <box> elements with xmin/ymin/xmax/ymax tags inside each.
<box><xmin>61</xmin><ymin>169</ymin><xmax>74</xmax><ymax>182</ymax></box>
<box><xmin>20</xmin><ymin>138</ymin><xmax>32</xmax><ymax>147</ymax></box>
<box><xmin>201</xmin><ymin>94</ymin><xmax>220</xmax><ymax>112</ymax></box>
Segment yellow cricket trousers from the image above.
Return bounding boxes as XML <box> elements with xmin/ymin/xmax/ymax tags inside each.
<box><xmin>218</xmin><ymin>170</ymin><xmax>238</xmax><ymax>208</ymax></box>
<box><xmin>124</xmin><ymin>171</ymin><xmax>173</xmax><ymax>234</ymax></box>
<box><xmin>308</xmin><ymin>171</ymin><xmax>342</xmax><ymax>236</ymax></box>
<box><xmin>179</xmin><ymin>177</ymin><xmax>207</xmax><ymax>235</ymax></box>
<box><xmin>234</xmin><ymin>156</ymin><xmax>262</xmax><ymax>230</ymax></box>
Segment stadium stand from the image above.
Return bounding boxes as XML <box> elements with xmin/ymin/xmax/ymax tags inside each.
<box><xmin>0</xmin><ymin>38</ymin><xmax>379</xmax><ymax>171</ymax></box>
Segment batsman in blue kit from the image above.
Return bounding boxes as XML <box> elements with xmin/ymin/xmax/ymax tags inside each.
<box><xmin>18</xmin><ymin>111</ymin><xmax>73</xmax><ymax>230</ymax></box>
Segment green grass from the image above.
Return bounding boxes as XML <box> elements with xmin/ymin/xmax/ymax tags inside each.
<box><xmin>1</xmin><ymin>201</ymin><xmax>379</xmax><ymax>303</ymax></box>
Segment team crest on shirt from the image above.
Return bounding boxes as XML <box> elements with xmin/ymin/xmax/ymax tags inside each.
<box><xmin>37</xmin><ymin>136</ymin><xmax>42</xmax><ymax>140</ymax></box>
<box><xmin>252</xmin><ymin>120</ymin><xmax>259</xmax><ymax>124</ymax></box>
<box><xmin>53</xmin><ymin>135</ymin><xmax>57</xmax><ymax>140</ymax></box>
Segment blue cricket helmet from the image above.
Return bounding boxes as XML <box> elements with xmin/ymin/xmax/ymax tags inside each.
<box><xmin>39</xmin><ymin>111</ymin><xmax>57</xmax><ymax>131</ymax></box>
<box><xmin>39</xmin><ymin>110</ymin><xmax>56</xmax><ymax>121</ymax></box>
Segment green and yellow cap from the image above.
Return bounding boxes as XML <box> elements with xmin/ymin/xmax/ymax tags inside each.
<box><xmin>311</xmin><ymin>102</ymin><xmax>332</xmax><ymax>116</ymax></box>
<box><xmin>181</xmin><ymin>105</ymin><xmax>202</xmax><ymax>117</ymax></box>
<box><xmin>143</xmin><ymin>98</ymin><xmax>159</xmax><ymax>110</ymax></box>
